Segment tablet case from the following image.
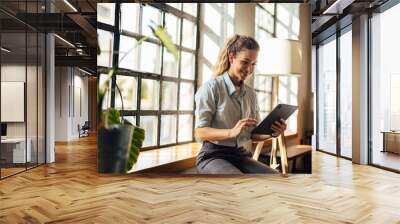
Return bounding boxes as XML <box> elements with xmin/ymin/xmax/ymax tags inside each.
<box><xmin>251</xmin><ymin>104</ymin><xmax>298</xmax><ymax>135</ymax></box>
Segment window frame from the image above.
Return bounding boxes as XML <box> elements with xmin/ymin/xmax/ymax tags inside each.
<box><xmin>97</xmin><ymin>3</ymin><xmax>200</xmax><ymax>151</ymax></box>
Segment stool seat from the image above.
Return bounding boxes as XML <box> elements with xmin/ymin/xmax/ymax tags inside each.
<box><xmin>265</xmin><ymin>145</ymin><xmax>311</xmax><ymax>159</ymax></box>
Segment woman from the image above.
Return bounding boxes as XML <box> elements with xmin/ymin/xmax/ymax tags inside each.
<box><xmin>195</xmin><ymin>34</ymin><xmax>287</xmax><ymax>174</ymax></box>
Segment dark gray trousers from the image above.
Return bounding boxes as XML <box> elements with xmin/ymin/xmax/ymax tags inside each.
<box><xmin>196</xmin><ymin>141</ymin><xmax>278</xmax><ymax>174</ymax></box>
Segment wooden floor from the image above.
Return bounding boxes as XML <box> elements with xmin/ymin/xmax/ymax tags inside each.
<box><xmin>1</xmin><ymin>135</ymin><xmax>400</xmax><ymax>223</ymax></box>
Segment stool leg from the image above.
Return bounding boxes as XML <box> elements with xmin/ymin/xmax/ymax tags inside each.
<box><xmin>278</xmin><ymin>135</ymin><xmax>288</xmax><ymax>176</ymax></box>
<box><xmin>252</xmin><ymin>141</ymin><xmax>264</xmax><ymax>161</ymax></box>
<box><xmin>270</xmin><ymin>138</ymin><xmax>279</xmax><ymax>170</ymax></box>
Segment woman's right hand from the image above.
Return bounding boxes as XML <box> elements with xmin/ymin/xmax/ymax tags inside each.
<box><xmin>228</xmin><ymin>118</ymin><xmax>258</xmax><ymax>139</ymax></box>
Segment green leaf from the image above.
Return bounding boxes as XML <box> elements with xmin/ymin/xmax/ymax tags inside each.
<box><xmin>126</xmin><ymin>126</ymin><xmax>145</xmax><ymax>171</ymax></box>
<box><xmin>104</xmin><ymin>108</ymin><xmax>121</xmax><ymax>126</ymax></box>
<box><xmin>149</xmin><ymin>25</ymin><xmax>179</xmax><ymax>61</ymax></box>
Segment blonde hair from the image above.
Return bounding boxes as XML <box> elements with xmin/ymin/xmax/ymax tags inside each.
<box><xmin>213</xmin><ymin>34</ymin><xmax>260</xmax><ymax>76</ymax></box>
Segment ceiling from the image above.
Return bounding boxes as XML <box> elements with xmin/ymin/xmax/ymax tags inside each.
<box><xmin>311</xmin><ymin>0</ymin><xmax>390</xmax><ymax>43</ymax></box>
<box><xmin>0</xmin><ymin>0</ymin><xmax>96</xmax><ymax>74</ymax></box>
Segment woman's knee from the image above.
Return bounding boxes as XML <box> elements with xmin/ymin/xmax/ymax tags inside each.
<box><xmin>197</xmin><ymin>159</ymin><xmax>243</xmax><ymax>175</ymax></box>
<box><xmin>236</xmin><ymin>157</ymin><xmax>279</xmax><ymax>174</ymax></box>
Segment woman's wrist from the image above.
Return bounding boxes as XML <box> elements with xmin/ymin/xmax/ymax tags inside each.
<box><xmin>227</xmin><ymin>129</ymin><xmax>232</xmax><ymax>139</ymax></box>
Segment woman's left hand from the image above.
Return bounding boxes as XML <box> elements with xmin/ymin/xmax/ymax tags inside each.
<box><xmin>271</xmin><ymin>119</ymin><xmax>287</xmax><ymax>137</ymax></box>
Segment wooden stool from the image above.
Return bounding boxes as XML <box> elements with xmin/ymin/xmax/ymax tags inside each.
<box><xmin>253</xmin><ymin>135</ymin><xmax>289</xmax><ymax>176</ymax></box>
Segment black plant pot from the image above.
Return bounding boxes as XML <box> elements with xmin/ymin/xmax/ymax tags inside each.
<box><xmin>97</xmin><ymin>124</ymin><xmax>133</xmax><ymax>173</ymax></box>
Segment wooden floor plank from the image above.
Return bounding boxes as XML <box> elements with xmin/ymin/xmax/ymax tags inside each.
<box><xmin>0</xmin><ymin>135</ymin><xmax>400</xmax><ymax>223</ymax></box>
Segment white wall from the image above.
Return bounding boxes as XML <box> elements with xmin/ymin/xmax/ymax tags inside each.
<box><xmin>55</xmin><ymin>67</ymin><xmax>89</xmax><ymax>141</ymax></box>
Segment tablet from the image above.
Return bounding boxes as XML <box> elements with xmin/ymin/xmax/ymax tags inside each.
<box><xmin>251</xmin><ymin>104</ymin><xmax>298</xmax><ymax>135</ymax></box>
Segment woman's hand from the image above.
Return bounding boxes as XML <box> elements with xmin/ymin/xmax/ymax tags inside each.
<box><xmin>271</xmin><ymin>119</ymin><xmax>287</xmax><ymax>137</ymax></box>
<box><xmin>228</xmin><ymin>118</ymin><xmax>257</xmax><ymax>139</ymax></box>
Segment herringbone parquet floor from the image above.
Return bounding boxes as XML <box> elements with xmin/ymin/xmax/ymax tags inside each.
<box><xmin>1</xmin><ymin>135</ymin><xmax>400</xmax><ymax>223</ymax></box>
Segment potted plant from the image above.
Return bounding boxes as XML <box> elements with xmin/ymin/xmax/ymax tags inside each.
<box><xmin>97</xmin><ymin>21</ymin><xmax>178</xmax><ymax>173</ymax></box>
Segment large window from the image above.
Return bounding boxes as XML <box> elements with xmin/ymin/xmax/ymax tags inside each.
<box><xmin>339</xmin><ymin>27</ymin><xmax>352</xmax><ymax>158</ymax></box>
<box><xmin>97</xmin><ymin>3</ymin><xmax>198</xmax><ymax>150</ymax></box>
<box><xmin>370</xmin><ymin>2</ymin><xmax>400</xmax><ymax>171</ymax></box>
<box><xmin>317</xmin><ymin>36</ymin><xmax>337</xmax><ymax>155</ymax></box>
<box><xmin>255</xmin><ymin>4</ymin><xmax>300</xmax><ymax>133</ymax></box>
<box><xmin>315</xmin><ymin>24</ymin><xmax>353</xmax><ymax>158</ymax></box>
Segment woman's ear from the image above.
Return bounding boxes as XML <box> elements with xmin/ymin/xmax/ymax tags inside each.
<box><xmin>228</xmin><ymin>52</ymin><xmax>235</xmax><ymax>64</ymax></box>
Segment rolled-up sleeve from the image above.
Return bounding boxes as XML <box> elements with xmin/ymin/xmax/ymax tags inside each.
<box><xmin>195</xmin><ymin>83</ymin><xmax>216</xmax><ymax>128</ymax></box>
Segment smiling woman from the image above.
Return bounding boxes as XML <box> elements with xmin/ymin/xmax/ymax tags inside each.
<box><xmin>194</xmin><ymin>34</ymin><xmax>287</xmax><ymax>174</ymax></box>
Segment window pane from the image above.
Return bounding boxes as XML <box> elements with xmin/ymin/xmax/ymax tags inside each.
<box><xmin>254</xmin><ymin>75</ymin><xmax>272</xmax><ymax>92</ymax></box>
<box><xmin>256</xmin><ymin>6</ymin><xmax>274</xmax><ymax>34</ymax></box>
<box><xmin>276</xmin><ymin>4</ymin><xmax>300</xmax><ymax>40</ymax></box>
<box><xmin>257</xmin><ymin>92</ymin><xmax>272</xmax><ymax>113</ymax></box>
<box><xmin>124</xmin><ymin>116</ymin><xmax>136</xmax><ymax>126</ymax></box>
<box><xmin>256</xmin><ymin>28</ymin><xmax>272</xmax><ymax>41</ymax></box>
<box><xmin>178</xmin><ymin>114</ymin><xmax>193</xmax><ymax>142</ymax></box>
<box><xmin>182</xmin><ymin>19</ymin><xmax>196</xmax><ymax>49</ymax></box>
<box><xmin>99</xmin><ymin>74</ymin><xmax>111</xmax><ymax>110</ymax></box>
<box><xmin>227</xmin><ymin>3</ymin><xmax>235</xmax><ymax>18</ymax></box>
<box><xmin>278</xmin><ymin>76</ymin><xmax>298</xmax><ymax>106</ymax></box>
<box><xmin>162</xmin><ymin>81</ymin><xmax>178</xmax><ymax>110</ymax></box>
<box><xmin>276</xmin><ymin>22</ymin><xmax>289</xmax><ymax>39</ymax></box>
<box><xmin>97</xmin><ymin>29</ymin><xmax>113</xmax><ymax>67</ymax></box>
<box><xmin>179</xmin><ymin>82</ymin><xmax>194</xmax><ymax>110</ymax></box>
<box><xmin>204</xmin><ymin>4</ymin><xmax>221</xmax><ymax>36</ymax></box>
<box><xmin>276</xmin><ymin>4</ymin><xmax>290</xmax><ymax>27</ymax></box>
<box><xmin>318</xmin><ymin>37</ymin><xmax>337</xmax><ymax>154</ymax></box>
<box><xmin>115</xmin><ymin>75</ymin><xmax>137</xmax><ymax>110</ymax></box>
<box><xmin>163</xmin><ymin>47</ymin><xmax>179</xmax><ymax>77</ymax></box>
<box><xmin>181</xmin><ymin>51</ymin><xmax>195</xmax><ymax>80</ymax></box>
<box><xmin>165</xmin><ymin>13</ymin><xmax>181</xmax><ymax>45</ymax></box>
<box><xmin>140</xmin><ymin>41</ymin><xmax>161</xmax><ymax>74</ymax></box>
<box><xmin>140</xmin><ymin>116</ymin><xmax>158</xmax><ymax>147</ymax></box>
<box><xmin>167</xmin><ymin>3</ymin><xmax>182</xmax><ymax>10</ymax></box>
<box><xmin>141</xmin><ymin>79</ymin><xmax>159</xmax><ymax>110</ymax></box>
<box><xmin>160</xmin><ymin>115</ymin><xmax>177</xmax><ymax>145</ymax></box>
<box><xmin>227</xmin><ymin>21</ymin><xmax>234</xmax><ymax>38</ymax></box>
<box><xmin>119</xmin><ymin>35</ymin><xmax>139</xmax><ymax>71</ymax></box>
<box><xmin>254</xmin><ymin>75</ymin><xmax>272</xmax><ymax>113</ymax></box>
<box><xmin>259</xmin><ymin>3</ymin><xmax>275</xmax><ymax>15</ymax></box>
<box><xmin>142</xmin><ymin>5</ymin><xmax>162</xmax><ymax>37</ymax></box>
<box><xmin>183</xmin><ymin>3</ymin><xmax>197</xmax><ymax>17</ymax></box>
<box><xmin>340</xmin><ymin>29</ymin><xmax>352</xmax><ymax>158</ymax></box>
<box><xmin>121</xmin><ymin>3</ymin><xmax>140</xmax><ymax>33</ymax></box>
<box><xmin>97</xmin><ymin>3</ymin><xmax>115</xmax><ymax>25</ymax></box>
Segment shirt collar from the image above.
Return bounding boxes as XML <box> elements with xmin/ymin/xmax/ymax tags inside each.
<box><xmin>223</xmin><ymin>72</ymin><xmax>246</xmax><ymax>97</ymax></box>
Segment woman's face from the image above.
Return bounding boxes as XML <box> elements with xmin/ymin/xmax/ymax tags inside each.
<box><xmin>228</xmin><ymin>48</ymin><xmax>258</xmax><ymax>83</ymax></box>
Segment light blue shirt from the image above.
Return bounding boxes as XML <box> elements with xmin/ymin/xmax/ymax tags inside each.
<box><xmin>195</xmin><ymin>72</ymin><xmax>261</xmax><ymax>147</ymax></box>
